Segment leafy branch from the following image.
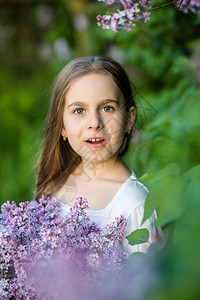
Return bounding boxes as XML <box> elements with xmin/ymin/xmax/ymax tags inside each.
<box><xmin>136</xmin><ymin>0</ymin><xmax>185</xmax><ymax>16</ymax></box>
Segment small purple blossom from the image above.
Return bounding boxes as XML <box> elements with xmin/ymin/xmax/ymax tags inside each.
<box><xmin>0</xmin><ymin>196</ymin><xmax>128</xmax><ymax>299</ymax></box>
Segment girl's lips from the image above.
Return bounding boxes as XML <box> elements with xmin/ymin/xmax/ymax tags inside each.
<box><xmin>84</xmin><ymin>138</ymin><xmax>106</xmax><ymax>148</ymax></box>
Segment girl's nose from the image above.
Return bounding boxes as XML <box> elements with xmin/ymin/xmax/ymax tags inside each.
<box><xmin>86</xmin><ymin>111</ymin><xmax>104</xmax><ymax>130</ymax></box>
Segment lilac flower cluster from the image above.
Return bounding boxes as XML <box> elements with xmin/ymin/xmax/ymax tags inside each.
<box><xmin>97</xmin><ymin>0</ymin><xmax>151</xmax><ymax>32</ymax></box>
<box><xmin>0</xmin><ymin>196</ymin><xmax>128</xmax><ymax>299</ymax></box>
<box><xmin>97</xmin><ymin>0</ymin><xmax>200</xmax><ymax>32</ymax></box>
<box><xmin>176</xmin><ymin>0</ymin><xmax>200</xmax><ymax>16</ymax></box>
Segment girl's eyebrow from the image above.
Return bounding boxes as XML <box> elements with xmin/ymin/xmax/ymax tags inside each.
<box><xmin>67</xmin><ymin>99</ymin><xmax>120</xmax><ymax>109</ymax></box>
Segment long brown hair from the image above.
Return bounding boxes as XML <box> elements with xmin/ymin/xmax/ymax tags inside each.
<box><xmin>35</xmin><ymin>56</ymin><xmax>136</xmax><ymax>200</ymax></box>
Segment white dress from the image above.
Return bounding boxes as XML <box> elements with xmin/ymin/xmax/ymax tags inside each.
<box><xmin>55</xmin><ymin>170</ymin><xmax>156</xmax><ymax>254</ymax></box>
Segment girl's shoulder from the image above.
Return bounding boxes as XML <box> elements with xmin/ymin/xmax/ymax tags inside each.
<box><xmin>112</xmin><ymin>169</ymin><xmax>148</xmax><ymax>216</ymax></box>
<box><xmin>128</xmin><ymin>169</ymin><xmax>149</xmax><ymax>199</ymax></box>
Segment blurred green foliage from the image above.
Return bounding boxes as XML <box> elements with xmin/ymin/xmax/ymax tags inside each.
<box><xmin>0</xmin><ymin>1</ymin><xmax>200</xmax><ymax>299</ymax></box>
<box><xmin>130</xmin><ymin>163</ymin><xmax>200</xmax><ymax>300</ymax></box>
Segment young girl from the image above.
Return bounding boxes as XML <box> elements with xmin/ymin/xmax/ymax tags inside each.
<box><xmin>35</xmin><ymin>55</ymin><xmax>155</xmax><ymax>253</ymax></box>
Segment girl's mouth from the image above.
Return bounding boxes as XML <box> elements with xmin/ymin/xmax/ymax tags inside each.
<box><xmin>85</xmin><ymin>138</ymin><xmax>106</xmax><ymax>148</ymax></box>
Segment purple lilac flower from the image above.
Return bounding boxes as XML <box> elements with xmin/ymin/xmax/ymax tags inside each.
<box><xmin>97</xmin><ymin>0</ymin><xmax>200</xmax><ymax>32</ymax></box>
<box><xmin>97</xmin><ymin>0</ymin><xmax>151</xmax><ymax>32</ymax></box>
<box><xmin>175</xmin><ymin>0</ymin><xmax>200</xmax><ymax>16</ymax></box>
<box><xmin>0</xmin><ymin>196</ymin><xmax>128</xmax><ymax>299</ymax></box>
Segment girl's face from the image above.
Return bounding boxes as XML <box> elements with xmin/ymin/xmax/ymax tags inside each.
<box><xmin>62</xmin><ymin>72</ymin><xmax>135</xmax><ymax>164</ymax></box>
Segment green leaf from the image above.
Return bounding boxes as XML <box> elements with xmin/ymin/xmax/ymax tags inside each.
<box><xmin>142</xmin><ymin>174</ymin><xmax>184</xmax><ymax>227</ymax></box>
<box><xmin>184</xmin><ymin>164</ymin><xmax>200</xmax><ymax>181</ymax></box>
<box><xmin>137</xmin><ymin>172</ymin><xmax>154</xmax><ymax>182</ymax></box>
<box><xmin>126</xmin><ymin>228</ymin><xmax>149</xmax><ymax>246</ymax></box>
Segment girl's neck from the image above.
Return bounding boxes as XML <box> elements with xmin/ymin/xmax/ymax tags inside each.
<box><xmin>73</xmin><ymin>155</ymin><xmax>130</xmax><ymax>182</ymax></box>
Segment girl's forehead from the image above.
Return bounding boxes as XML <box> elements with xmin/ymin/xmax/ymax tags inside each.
<box><xmin>69</xmin><ymin>72</ymin><xmax>115</xmax><ymax>87</ymax></box>
<box><xmin>65</xmin><ymin>72</ymin><xmax>122</xmax><ymax>99</ymax></box>
<box><xmin>63</xmin><ymin>73</ymin><xmax>126</xmax><ymax>111</ymax></box>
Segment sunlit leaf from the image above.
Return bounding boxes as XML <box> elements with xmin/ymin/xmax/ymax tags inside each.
<box><xmin>126</xmin><ymin>228</ymin><xmax>149</xmax><ymax>246</ymax></box>
<box><xmin>138</xmin><ymin>172</ymin><xmax>154</xmax><ymax>182</ymax></box>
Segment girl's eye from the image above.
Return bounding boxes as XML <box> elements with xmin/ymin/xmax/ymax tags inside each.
<box><xmin>74</xmin><ymin>108</ymin><xmax>84</xmax><ymax>115</ymax></box>
<box><xmin>102</xmin><ymin>106</ymin><xmax>114</xmax><ymax>113</ymax></box>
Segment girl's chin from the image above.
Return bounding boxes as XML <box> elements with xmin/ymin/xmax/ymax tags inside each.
<box><xmin>80</xmin><ymin>153</ymin><xmax>120</xmax><ymax>166</ymax></box>
<box><xmin>81</xmin><ymin>158</ymin><xmax>107</xmax><ymax>165</ymax></box>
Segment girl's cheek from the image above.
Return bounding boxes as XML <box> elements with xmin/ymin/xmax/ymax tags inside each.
<box><xmin>107</xmin><ymin>113</ymin><xmax>124</xmax><ymax>128</ymax></box>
